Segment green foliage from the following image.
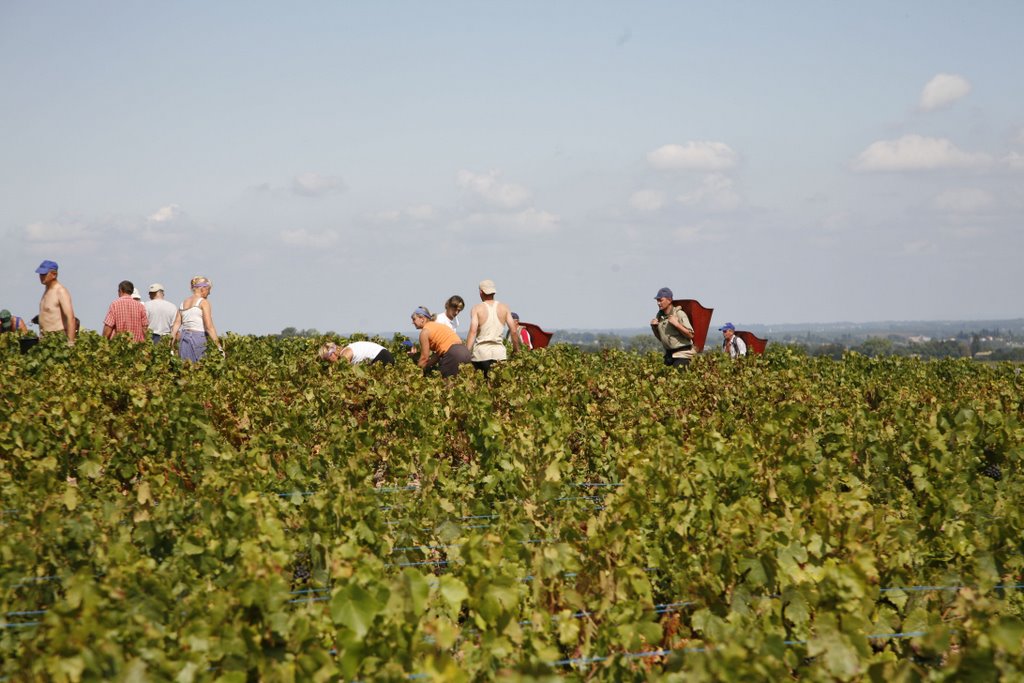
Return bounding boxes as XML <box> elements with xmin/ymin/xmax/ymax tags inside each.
<box><xmin>2</xmin><ymin>338</ymin><xmax>1023</xmax><ymax>680</ymax></box>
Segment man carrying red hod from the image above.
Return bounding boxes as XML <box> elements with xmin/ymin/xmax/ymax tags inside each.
<box><xmin>650</xmin><ymin>286</ymin><xmax>695</xmax><ymax>369</ymax></box>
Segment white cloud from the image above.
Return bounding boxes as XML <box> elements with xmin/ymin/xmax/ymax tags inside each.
<box><xmin>25</xmin><ymin>219</ymin><xmax>90</xmax><ymax>243</ymax></box>
<box><xmin>647</xmin><ymin>142</ymin><xmax>738</xmax><ymax>171</ymax></box>
<box><xmin>279</xmin><ymin>228</ymin><xmax>340</xmax><ymax>248</ymax></box>
<box><xmin>405</xmin><ymin>204</ymin><xmax>436</xmax><ymax>220</ymax></box>
<box><xmin>671</xmin><ymin>224</ymin><xmax>729</xmax><ymax>245</ymax></box>
<box><xmin>820</xmin><ymin>212</ymin><xmax>850</xmax><ymax>232</ymax></box>
<box><xmin>24</xmin><ymin>206</ymin><xmax>192</xmax><ymax>249</ymax></box>
<box><xmin>148</xmin><ymin>204</ymin><xmax>181</xmax><ymax>223</ymax></box>
<box><xmin>933</xmin><ymin>188</ymin><xmax>994</xmax><ymax>213</ymax></box>
<box><xmin>1015</xmin><ymin>128</ymin><xmax>1024</xmax><ymax>146</ymax></box>
<box><xmin>366</xmin><ymin>205</ymin><xmax>438</xmax><ymax>224</ymax></box>
<box><xmin>672</xmin><ymin>226</ymin><xmax>703</xmax><ymax>244</ymax></box>
<box><xmin>852</xmin><ymin>134</ymin><xmax>991</xmax><ymax>171</ymax></box>
<box><xmin>456</xmin><ymin>169</ymin><xmax>530</xmax><ymax>209</ymax></box>
<box><xmin>903</xmin><ymin>240</ymin><xmax>936</xmax><ymax>254</ymax></box>
<box><xmin>629</xmin><ymin>189</ymin><xmax>666</xmax><ymax>212</ymax></box>
<box><xmin>919</xmin><ymin>73</ymin><xmax>972</xmax><ymax>111</ymax></box>
<box><xmin>462</xmin><ymin>208</ymin><xmax>560</xmax><ymax>234</ymax></box>
<box><xmin>1004</xmin><ymin>151</ymin><xmax>1024</xmax><ymax>170</ymax></box>
<box><xmin>291</xmin><ymin>172</ymin><xmax>345</xmax><ymax>197</ymax></box>
<box><xmin>677</xmin><ymin>173</ymin><xmax>741</xmax><ymax>211</ymax></box>
<box><xmin>368</xmin><ymin>209</ymin><xmax>402</xmax><ymax>223</ymax></box>
<box><xmin>944</xmin><ymin>225</ymin><xmax>989</xmax><ymax>239</ymax></box>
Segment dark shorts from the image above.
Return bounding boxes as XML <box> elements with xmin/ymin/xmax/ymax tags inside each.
<box><xmin>663</xmin><ymin>352</ymin><xmax>691</xmax><ymax>369</ymax></box>
<box><xmin>472</xmin><ymin>359</ymin><xmax>498</xmax><ymax>377</ymax></box>
<box><xmin>18</xmin><ymin>337</ymin><xmax>39</xmax><ymax>354</ymax></box>
<box><xmin>438</xmin><ymin>344</ymin><xmax>471</xmax><ymax>377</ymax></box>
<box><xmin>370</xmin><ymin>348</ymin><xmax>395</xmax><ymax>365</ymax></box>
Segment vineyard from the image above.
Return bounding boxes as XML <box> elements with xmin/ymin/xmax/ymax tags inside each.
<box><xmin>2</xmin><ymin>333</ymin><xmax>1023</xmax><ymax>681</ymax></box>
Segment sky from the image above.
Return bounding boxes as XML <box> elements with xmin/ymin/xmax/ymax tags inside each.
<box><xmin>2</xmin><ymin>1</ymin><xmax>1022</xmax><ymax>336</ymax></box>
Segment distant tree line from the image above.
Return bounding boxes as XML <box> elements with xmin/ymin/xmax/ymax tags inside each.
<box><xmin>790</xmin><ymin>336</ymin><xmax>1024</xmax><ymax>361</ymax></box>
<box><xmin>278</xmin><ymin>327</ymin><xmax>328</xmax><ymax>338</ymax></box>
<box><xmin>278</xmin><ymin>326</ymin><xmax>1024</xmax><ymax>361</ymax></box>
<box><xmin>559</xmin><ymin>330</ymin><xmax>1024</xmax><ymax>361</ymax></box>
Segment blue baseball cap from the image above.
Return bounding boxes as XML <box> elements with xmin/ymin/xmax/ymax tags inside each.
<box><xmin>718</xmin><ymin>322</ymin><xmax>735</xmax><ymax>331</ymax></box>
<box><xmin>654</xmin><ymin>287</ymin><xmax>673</xmax><ymax>300</ymax></box>
<box><xmin>35</xmin><ymin>259</ymin><xmax>59</xmax><ymax>274</ymax></box>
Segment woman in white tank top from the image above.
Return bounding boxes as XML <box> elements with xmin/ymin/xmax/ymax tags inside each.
<box><xmin>170</xmin><ymin>276</ymin><xmax>223</xmax><ymax>362</ymax></box>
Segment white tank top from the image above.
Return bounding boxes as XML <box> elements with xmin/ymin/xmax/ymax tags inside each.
<box><xmin>179</xmin><ymin>298</ymin><xmax>205</xmax><ymax>332</ymax></box>
<box><xmin>471</xmin><ymin>300</ymin><xmax>507</xmax><ymax>362</ymax></box>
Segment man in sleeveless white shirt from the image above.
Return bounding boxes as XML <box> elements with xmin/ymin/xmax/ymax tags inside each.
<box><xmin>466</xmin><ymin>279</ymin><xmax>521</xmax><ymax>377</ymax></box>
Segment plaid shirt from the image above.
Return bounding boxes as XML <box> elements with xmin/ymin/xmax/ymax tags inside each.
<box><xmin>103</xmin><ymin>296</ymin><xmax>149</xmax><ymax>342</ymax></box>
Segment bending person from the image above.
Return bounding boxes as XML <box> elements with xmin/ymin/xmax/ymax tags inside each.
<box><xmin>170</xmin><ymin>276</ymin><xmax>223</xmax><ymax>361</ymax></box>
<box><xmin>0</xmin><ymin>309</ymin><xmax>29</xmax><ymax>334</ymax></box>
<box><xmin>411</xmin><ymin>306</ymin><xmax>471</xmax><ymax>377</ymax></box>
<box><xmin>319</xmin><ymin>341</ymin><xmax>395</xmax><ymax>366</ymax></box>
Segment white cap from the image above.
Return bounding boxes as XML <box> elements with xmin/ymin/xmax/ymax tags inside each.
<box><xmin>131</xmin><ymin>288</ymin><xmax>142</xmax><ymax>300</ymax></box>
<box><xmin>149</xmin><ymin>283</ymin><xmax>164</xmax><ymax>293</ymax></box>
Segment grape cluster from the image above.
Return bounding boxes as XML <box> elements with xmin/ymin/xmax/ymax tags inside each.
<box><xmin>292</xmin><ymin>551</ymin><xmax>312</xmax><ymax>584</ymax></box>
<box><xmin>981</xmin><ymin>463</ymin><xmax>1002</xmax><ymax>481</ymax></box>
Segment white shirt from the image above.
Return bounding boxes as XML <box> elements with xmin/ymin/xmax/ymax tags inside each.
<box><xmin>144</xmin><ymin>298</ymin><xmax>179</xmax><ymax>335</ymax></box>
<box><xmin>435</xmin><ymin>313</ymin><xmax>459</xmax><ymax>330</ymax></box>
<box><xmin>346</xmin><ymin>341</ymin><xmax>386</xmax><ymax>364</ymax></box>
<box><xmin>725</xmin><ymin>334</ymin><xmax>747</xmax><ymax>358</ymax></box>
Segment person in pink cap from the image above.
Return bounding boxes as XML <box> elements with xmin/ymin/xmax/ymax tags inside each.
<box><xmin>170</xmin><ymin>276</ymin><xmax>223</xmax><ymax>361</ymax></box>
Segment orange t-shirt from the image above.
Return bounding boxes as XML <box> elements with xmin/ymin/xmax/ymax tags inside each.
<box><xmin>423</xmin><ymin>321</ymin><xmax>460</xmax><ymax>355</ymax></box>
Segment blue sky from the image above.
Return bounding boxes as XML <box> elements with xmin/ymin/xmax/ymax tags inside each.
<box><xmin>2</xmin><ymin>2</ymin><xmax>1022</xmax><ymax>335</ymax></box>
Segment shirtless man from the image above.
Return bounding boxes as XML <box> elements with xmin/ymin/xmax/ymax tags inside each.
<box><xmin>466</xmin><ymin>279</ymin><xmax>521</xmax><ymax>377</ymax></box>
<box><xmin>36</xmin><ymin>260</ymin><xmax>76</xmax><ymax>345</ymax></box>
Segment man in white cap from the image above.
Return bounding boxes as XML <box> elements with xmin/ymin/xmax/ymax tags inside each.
<box><xmin>466</xmin><ymin>279</ymin><xmax>521</xmax><ymax>377</ymax></box>
<box><xmin>145</xmin><ymin>283</ymin><xmax>178</xmax><ymax>344</ymax></box>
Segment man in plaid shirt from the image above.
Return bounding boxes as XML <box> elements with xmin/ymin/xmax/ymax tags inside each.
<box><xmin>103</xmin><ymin>280</ymin><xmax>149</xmax><ymax>342</ymax></box>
